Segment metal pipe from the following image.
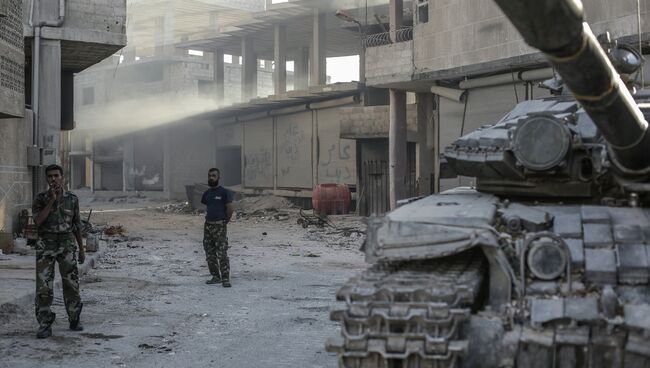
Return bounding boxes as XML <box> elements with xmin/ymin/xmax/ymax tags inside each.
<box><xmin>492</xmin><ymin>0</ymin><xmax>650</xmax><ymax>172</ymax></box>
<box><xmin>29</xmin><ymin>0</ymin><xmax>67</xmax><ymax>147</ymax></box>
<box><xmin>29</xmin><ymin>0</ymin><xmax>66</xmax><ymax>195</ymax></box>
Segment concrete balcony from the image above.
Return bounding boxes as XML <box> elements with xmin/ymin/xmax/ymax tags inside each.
<box><xmin>364</xmin><ymin>39</ymin><xmax>414</xmax><ymax>88</ymax></box>
<box><xmin>23</xmin><ymin>0</ymin><xmax>127</xmax><ymax>72</ymax></box>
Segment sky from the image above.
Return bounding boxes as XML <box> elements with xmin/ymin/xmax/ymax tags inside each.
<box><xmin>194</xmin><ymin>51</ymin><xmax>361</xmax><ymax>84</ymax></box>
<box><xmin>327</xmin><ymin>55</ymin><xmax>360</xmax><ymax>83</ymax></box>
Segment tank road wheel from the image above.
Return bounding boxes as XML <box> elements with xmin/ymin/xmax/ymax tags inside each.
<box><xmin>327</xmin><ymin>250</ymin><xmax>487</xmax><ymax>368</ymax></box>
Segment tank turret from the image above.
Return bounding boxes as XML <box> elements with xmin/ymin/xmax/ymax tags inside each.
<box><xmin>443</xmin><ymin>0</ymin><xmax>650</xmax><ymax>197</ymax></box>
<box><xmin>493</xmin><ymin>0</ymin><xmax>650</xmax><ymax>172</ymax></box>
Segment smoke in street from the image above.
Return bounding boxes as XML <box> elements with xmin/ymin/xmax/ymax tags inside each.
<box><xmin>76</xmin><ymin>93</ymin><xmax>217</xmax><ymax>140</ymax></box>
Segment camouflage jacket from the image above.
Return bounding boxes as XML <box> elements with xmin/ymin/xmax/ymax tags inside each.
<box><xmin>32</xmin><ymin>191</ymin><xmax>81</xmax><ymax>234</ymax></box>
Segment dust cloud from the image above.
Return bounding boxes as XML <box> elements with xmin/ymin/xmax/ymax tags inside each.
<box><xmin>75</xmin><ymin>93</ymin><xmax>218</xmax><ymax>140</ymax></box>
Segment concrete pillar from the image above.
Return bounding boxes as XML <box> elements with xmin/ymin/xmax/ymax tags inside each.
<box><xmin>274</xmin><ymin>24</ymin><xmax>287</xmax><ymax>95</ymax></box>
<box><xmin>389</xmin><ymin>89</ymin><xmax>407</xmax><ymax>210</ymax></box>
<box><xmin>214</xmin><ymin>48</ymin><xmax>225</xmax><ymax>102</ymax></box>
<box><xmin>416</xmin><ymin>92</ymin><xmax>435</xmax><ymax>196</ymax></box>
<box><xmin>294</xmin><ymin>47</ymin><xmax>309</xmax><ymax>90</ymax></box>
<box><xmin>123</xmin><ymin>136</ymin><xmax>135</xmax><ymax>191</ymax></box>
<box><xmin>38</xmin><ymin>39</ymin><xmax>61</xmax><ymax>166</ymax></box>
<box><xmin>154</xmin><ymin>9</ymin><xmax>174</xmax><ymax>56</ymax></box>
<box><xmin>389</xmin><ymin>0</ymin><xmax>403</xmax><ymax>42</ymax></box>
<box><xmin>359</xmin><ymin>44</ymin><xmax>366</xmax><ymax>83</ymax></box>
<box><xmin>241</xmin><ymin>37</ymin><xmax>257</xmax><ymax>101</ymax></box>
<box><xmin>310</xmin><ymin>9</ymin><xmax>327</xmax><ymax>86</ymax></box>
<box><xmin>123</xmin><ymin>47</ymin><xmax>136</xmax><ymax>62</ymax></box>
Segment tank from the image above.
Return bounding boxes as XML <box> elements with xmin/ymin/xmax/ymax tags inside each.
<box><xmin>326</xmin><ymin>0</ymin><xmax>650</xmax><ymax>367</ymax></box>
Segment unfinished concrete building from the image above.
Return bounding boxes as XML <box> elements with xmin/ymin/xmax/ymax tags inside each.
<box><xmin>69</xmin><ymin>0</ymin><xmax>395</xmax><ymax>209</ymax></box>
<box><xmin>0</xmin><ymin>0</ymin><xmax>126</xmax><ymax>251</ymax></box>
<box><xmin>69</xmin><ymin>0</ymin><xmax>299</xmax><ymax>194</ymax></box>
<box><xmin>361</xmin><ymin>0</ymin><xmax>650</xmax><ymax>212</ymax></box>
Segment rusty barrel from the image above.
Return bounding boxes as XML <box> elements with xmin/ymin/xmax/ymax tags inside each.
<box><xmin>312</xmin><ymin>184</ymin><xmax>351</xmax><ymax>216</ymax></box>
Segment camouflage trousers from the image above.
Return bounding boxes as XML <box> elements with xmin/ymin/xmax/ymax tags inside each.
<box><xmin>35</xmin><ymin>238</ymin><xmax>82</xmax><ymax>328</ymax></box>
<box><xmin>203</xmin><ymin>222</ymin><xmax>230</xmax><ymax>280</ymax></box>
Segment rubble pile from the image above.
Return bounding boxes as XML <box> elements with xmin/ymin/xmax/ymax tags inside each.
<box><xmin>234</xmin><ymin>195</ymin><xmax>295</xmax><ymax>212</ymax></box>
<box><xmin>234</xmin><ymin>195</ymin><xmax>295</xmax><ymax>221</ymax></box>
<box><xmin>157</xmin><ymin>202</ymin><xmax>193</xmax><ymax>214</ymax></box>
<box><xmin>104</xmin><ymin>225</ymin><xmax>127</xmax><ymax>237</ymax></box>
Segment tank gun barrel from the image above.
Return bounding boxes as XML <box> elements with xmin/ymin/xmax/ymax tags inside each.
<box><xmin>493</xmin><ymin>0</ymin><xmax>650</xmax><ymax>173</ymax></box>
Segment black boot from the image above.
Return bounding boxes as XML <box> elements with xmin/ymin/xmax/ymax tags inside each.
<box><xmin>205</xmin><ymin>276</ymin><xmax>222</xmax><ymax>284</ymax></box>
<box><xmin>36</xmin><ymin>325</ymin><xmax>52</xmax><ymax>339</ymax></box>
<box><xmin>69</xmin><ymin>304</ymin><xmax>83</xmax><ymax>331</ymax></box>
<box><xmin>36</xmin><ymin>312</ymin><xmax>55</xmax><ymax>339</ymax></box>
<box><xmin>222</xmin><ymin>279</ymin><xmax>232</xmax><ymax>288</ymax></box>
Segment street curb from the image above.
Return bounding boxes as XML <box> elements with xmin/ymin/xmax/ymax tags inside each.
<box><xmin>0</xmin><ymin>247</ymin><xmax>105</xmax><ymax>311</ymax></box>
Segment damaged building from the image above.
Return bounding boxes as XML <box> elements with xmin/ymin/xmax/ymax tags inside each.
<box><xmin>67</xmin><ymin>0</ymin><xmax>650</xmax><ymax>216</ymax></box>
<box><xmin>0</xmin><ymin>0</ymin><xmax>126</xmax><ymax>251</ymax></box>
<box><xmin>68</xmin><ymin>0</ymin><xmax>425</xmax><ymax>214</ymax></box>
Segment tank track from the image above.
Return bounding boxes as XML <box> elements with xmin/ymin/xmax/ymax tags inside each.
<box><xmin>326</xmin><ymin>250</ymin><xmax>487</xmax><ymax>368</ymax></box>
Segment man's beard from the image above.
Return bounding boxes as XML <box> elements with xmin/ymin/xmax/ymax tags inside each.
<box><xmin>208</xmin><ymin>179</ymin><xmax>219</xmax><ymax>187</ymax></box>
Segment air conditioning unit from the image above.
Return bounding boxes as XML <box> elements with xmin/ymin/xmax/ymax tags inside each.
<box><xmin>26</xmin><ymin>147</ymin><xmax>58</xmax><ymax>166</ymax></box>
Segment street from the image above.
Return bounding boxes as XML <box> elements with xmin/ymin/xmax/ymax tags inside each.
<box><xmin>0</xmin><ymin>199</ymin><xmax>366</xmax><ymax>368</ymax></box>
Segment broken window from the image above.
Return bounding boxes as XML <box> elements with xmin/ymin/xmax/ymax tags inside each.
<box><xmin>417</xmin><ymin>0</ymin><xmax>429</xmax><ymax>24</ymax></box>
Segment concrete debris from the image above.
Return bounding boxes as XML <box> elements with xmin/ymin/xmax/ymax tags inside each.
<box><xmin>158</xmin><ymin>202</ymin><xmax>193</xmax><ymax>214</ymax></box>
<box><xmin>104</xmin><ymin>225</ymin><xmax>127</xmax><ymax>237</ymax></box>
<box><xmin>234</xmin><ymin>195</ymin><xmax>296</xmax><ymax>212</ymax></box>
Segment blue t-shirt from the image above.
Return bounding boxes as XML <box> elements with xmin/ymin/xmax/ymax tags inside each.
<box><xmin>201</xmin><ymin>186</ymin><xmax>233</xmax><ymax>221</ymax></box>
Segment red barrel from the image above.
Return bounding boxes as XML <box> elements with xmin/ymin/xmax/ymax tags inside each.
<box><xmin>312</xmin><ymin>183</ymin><xmax>351</xmax><ymax>215</ymax></box>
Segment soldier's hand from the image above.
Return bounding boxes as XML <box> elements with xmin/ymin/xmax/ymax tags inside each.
<box><xmin>78</xmin><ymin>251</ymin><xmax>86</xmax><ymax>264</ymax></box>
<box><xmin>47</xmin><ymin>188</ymin><xmax>57</xmax><ymax>203</ymax></box>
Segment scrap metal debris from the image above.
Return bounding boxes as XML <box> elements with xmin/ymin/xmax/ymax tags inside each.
<box><xmin>297</xmin><ymin>209</ymin><xmax>333</xmax><ymax>228</ymax></box>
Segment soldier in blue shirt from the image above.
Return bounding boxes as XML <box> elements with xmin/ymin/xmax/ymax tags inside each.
<box><xmin>201</xmin><ymin>168</ymin><xmax>234</xmax><ymax>287</ymax></box>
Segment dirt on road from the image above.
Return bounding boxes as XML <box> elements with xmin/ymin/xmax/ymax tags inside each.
<box><xmin>0</xmin><ymin>196</ymin><xmax>367</xmax><ymax>368</ymax></box>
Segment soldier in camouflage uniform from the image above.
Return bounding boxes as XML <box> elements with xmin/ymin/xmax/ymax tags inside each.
<box><xmin>32</xmin><ymin>164</ymin><xmax>86</xmax><ymax>339</ymax></box>
<box><xmin>201</xmin><ymin>168</ymin><xmax>234</xmax><ymax>287</ymax></box>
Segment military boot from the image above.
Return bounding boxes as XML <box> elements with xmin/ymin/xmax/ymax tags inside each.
<box><xmin>36</xmin><ymin>325</ymin><xmax>52</xmax><ymax>339</ymax></box>
<box><xmin>36</xmin><ymin>312</ymin><xmax>55</xmax><ymax>339</ymax></box>
<box><xmin>222</xmin><ymin>279</ymin><xmax>232</xmax><ymax>288</ymax></box>
<box><xmin>69</xmin><ymin>304</ymin><xmax>83</xmax><ymax>331</ymax></box>
<box><xmin>205</xmin><ymin>276</ymin><xmax>222</xmax><ymax>284</ymax></box>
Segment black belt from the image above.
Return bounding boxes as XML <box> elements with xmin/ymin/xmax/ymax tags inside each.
<box><xmin>39</xmin><ymin>232</ymin><xmax>74</xmax><ymax>240</ymax></box>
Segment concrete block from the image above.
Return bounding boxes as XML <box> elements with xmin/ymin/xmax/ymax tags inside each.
<box><xmin>565</xmin><ymin>238</ymin><xmax>585</xmax><ymax>270</ymax></box>
<box><xmin>583</xmin><ymin>223</ymin><xmax>613</xmax><ymax>249</ymax></box>
<box><xmin>613</xmin><ymin>224</ymin><xmax>645</xmax><ymax>243</ymax></box>
<box><xmin>530</xmin><ymin>298</ymin><xmax>563</xmax><ymax>325</ymax></box>
<box><xmin>553</xmin><ymin>214</ymin><xmax>582</xmax><ymax>238</ymax></box>
<box><xmin>585</xmin><ymin>249</ymin><xmax>617</xmax><ymax>284</ymax></box>
<box><xmin>615</xmin><ymin>243</ymin><xmax>649</xmax><ymax>284</ymax></box>
<box><xmin>564</xmin><ymin>298</ymin><xmax>599</xmax><ymax>321</ymax></box>
<box><xmin>581</xmin><ymin>205</ymin><xmax>610</xmax><ymax>224</ymax></box>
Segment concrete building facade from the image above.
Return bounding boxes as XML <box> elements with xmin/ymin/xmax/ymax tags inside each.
<box><xmin>69</xmin><ymin>0</ymin><xmax>374</xmax><ymax>209</ymax></box>
<box><xmin>0</xmin><ymin>0</ymin><xmax>126</xmax><ymax>252</ymax></box>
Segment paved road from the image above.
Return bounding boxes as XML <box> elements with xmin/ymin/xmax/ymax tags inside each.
<box><xmin>0</xmin><ymin>209</ymin><xmax>366</xmax><ymax>368</ymax></box>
